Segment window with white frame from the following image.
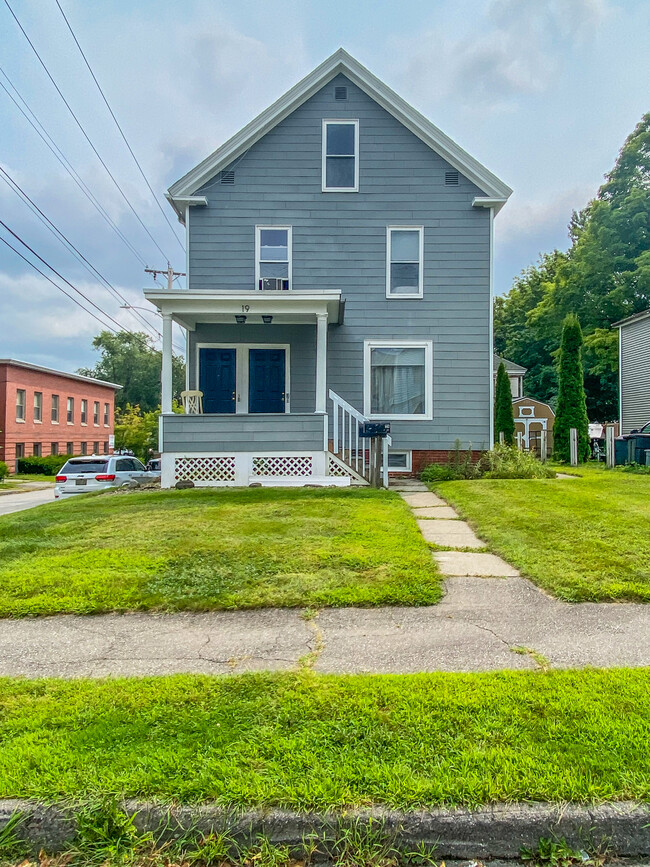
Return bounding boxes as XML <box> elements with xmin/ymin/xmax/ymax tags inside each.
<box><xmin>364</xmin><ymin>341</ymin><xmax>432</xmax><ymax>419</ymax></box>
<box><xmin>81</xmin><ymin>399</ymin><xmax>88</xmax><ymax>424</ymax></box>
<box><xmin>386</xmin><ymin>451</ymin><xmax>412</xmax><ymax>472</ymax></box>
<box><xmin>93</xmin><ymin>401</ymin><xmax>100</xmax><ymax>425</ymax></box>
<box><xmin>33</xmin><ymin>392</ymin><xmax>42</xmax><ymax>422</ymax></box>
<box><xmin>103</xmin><ymin>402</ymin><xmax>110</xmax><ymax>425</ymax></box>
<box><xmin>16</xmin><ymin>389</ymin><xmax>25</xmax><ymax>421</ymax></box>
<box><xmin>256</xmin><ymin>227</ymin><xmax>291</xmax><ymax>290</ymax></box>
<box><xmin>322</xmin><ymin>120</ymin><xmax>358</xmax><ymax>191</ymax></box>
<box><xmin>387</xmin><ymin>227</ymin><xmax>423</xmax><ymax>297</ymax></box>
<box><xmin>67</xmin><ymin>397</ymin><xmax>74</xmax><ymax>423</ymax></box>
<box><xmin>51</xmin><ymin>394</ymin><xmax>59</xmax><ymax>423</ymax></box>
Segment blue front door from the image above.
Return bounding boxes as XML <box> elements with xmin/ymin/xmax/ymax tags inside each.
<box><xmin>199</xmin><ymin>348</ymin><xmax>236</xmax><ymax>413</ymax></box>
<box><xmin>249</xmin><ymin>349</ymin><xmax>286</xmax><ymax>413</ymax></box>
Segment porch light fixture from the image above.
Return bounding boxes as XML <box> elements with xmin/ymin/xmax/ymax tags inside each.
<box><xmin>262</xmin><ymin>315</ymin><xmax>273</xmax><ymax>324</ymax></box>
<box><xmin>235</xmin><ymin>314</ymin><xmax>247</xmax><ymax>324</ymax></box>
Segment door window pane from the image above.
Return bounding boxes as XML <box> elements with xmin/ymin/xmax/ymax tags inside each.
<box><xmin>371</xmin><ymin>347</ymin><xmax>426</xmax><ymax>415</ymax></box>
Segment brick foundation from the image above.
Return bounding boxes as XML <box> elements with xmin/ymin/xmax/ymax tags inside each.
<box><xmin>411</xmin><ymin>449</ymin><xmax>484</xmax><ymax>475</ymax></box>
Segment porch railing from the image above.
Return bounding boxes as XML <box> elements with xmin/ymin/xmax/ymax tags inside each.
<box><xmin>328</xmin><ymin>389</ymin><xmax>391</xmax><ymax>487</ymax></box>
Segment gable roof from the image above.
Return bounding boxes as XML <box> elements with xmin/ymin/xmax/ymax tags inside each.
<box><xmin>167</xmin><ymin>48</ymin><xmax>512</xmax><ymax>219</ymax></box>
<box><xmin>0</xmin><ymin>358</ymin><xmax>122</xmax><ymax>389</ymax></box>
<box><xmin>612</xmin><ymin>308</ymin><xmax>650</xmax><ymax>329</ymax></box>
<box><xmin>494</xmin><ymin>355</ymin><xmax>527</xmax><ymax>375</ymax></box>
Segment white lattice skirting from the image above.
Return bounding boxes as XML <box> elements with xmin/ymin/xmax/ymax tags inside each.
<box><xmin>162</xmin><ymin>451</ymin><xmax>349</xmax><ymax>488</ymax></box>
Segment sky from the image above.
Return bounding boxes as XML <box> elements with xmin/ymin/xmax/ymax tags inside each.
<box><xmin>1</xmin><ymin>0</ymin><xmax>648</xmax><ymax>372</ymax></box>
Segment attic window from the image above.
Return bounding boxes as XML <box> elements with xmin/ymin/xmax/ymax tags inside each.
<box><xmin>334</xmin><ymin>86</ymin><xmax>348</xmax><ymax>101</ymax></box>
<box><xmin>445</xmin><ymin>170</ymin><xmax>459</xmax><ymax>185</ymax></box>
<box><xmin>220</xmin><ymin>170</ymin><xmax>235</xmax><ymax>185</ymax></box>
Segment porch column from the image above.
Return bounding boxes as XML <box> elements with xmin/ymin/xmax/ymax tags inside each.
<box><xmin>161</xmin><ymin>313</ymin><xmax>173</xmax><ymax>413</ymax></box>
<box><xmin>315</xmin><ymin>312</ymin><xmax>328</xmax><ymax>413</ymax></box>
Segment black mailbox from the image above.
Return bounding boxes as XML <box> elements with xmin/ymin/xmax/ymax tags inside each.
<box><xmin>359</xmin><ymin>422</ymin><xmax>391</xmax><ymax>438</ymax></box>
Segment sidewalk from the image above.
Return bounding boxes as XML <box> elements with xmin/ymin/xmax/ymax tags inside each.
<box><xmin>1</xmin><ymin>479</ymin><xmax>649</xmax><ymax>678</ymax></box>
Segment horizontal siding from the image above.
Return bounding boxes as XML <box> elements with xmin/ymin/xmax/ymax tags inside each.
<box><xmin>162</xmin><ymin>413</ymin><xmax>324</xmax><ymax>453</ymax></box>
<box><xmin>184</xmin><ymin>72</ymin><xmax>492</xmax><ymax>451</ymax></box>
<box><xmin>621</xmin><ymin>317</ymin><xmax>650</xmax><ymax>433</ymax></box>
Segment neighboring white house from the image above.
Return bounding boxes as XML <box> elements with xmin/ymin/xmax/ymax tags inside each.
<box><xmin>614</xmin><ymin>309</ymin><xmax>650</xmax><ymax>434</ymax></box>
<box><xmin>494</xmin><ymin>355</ymin><xmax>526</xmax><ymax>398</ymax></box>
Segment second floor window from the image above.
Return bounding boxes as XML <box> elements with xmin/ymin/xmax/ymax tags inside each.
<box><xmin>67</xmin><ymin>397</ymin><xmax>74</xmax><ymax>423</ymax></box>
<box><xmin>322</xmin><ymin>119</ymin><xmax>358</xmax><ymax>191</ymax></box>
<box><xmin>387</xmin><ymin>227</ymin><xmax>423</xmax><ymax>298</ymax></box>
<box><xmin>256</xmin><ymin>227</ymin><xmax>291</xmax><ymax>290</ymax></box>
<box><xmin>104</xmin><ymin>403</ymin><xmax>110</xmax><ymax>425</ymax></box>
<box><xmin>93</xmin><ymin>401</ymin><xmax>100</xmax><ymax>425</ymax></box>
<box><xmin>16</xmin><ymin>389</ymin><xmax>25</xmax><ymax>421</ymax></box>
<box><xmin>51</xmin><ymin>394</ymin><xmax>59</xmax><ymax>423</ymax></box>
<box><xmin>81</xmin><ymin>399</ymin><xmax>88</xmax><ymax>424</ymax></box>
<box><xmin>34</xmin><ymin>392</ymin><xmax>43</xmax><ymax>422</ymax></box>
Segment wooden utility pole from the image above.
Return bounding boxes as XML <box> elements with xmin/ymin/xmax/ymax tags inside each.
<box><xmin>145</xmin><ymin>263</ymin><xmax>186</xmax><ymax>291</ymax></box>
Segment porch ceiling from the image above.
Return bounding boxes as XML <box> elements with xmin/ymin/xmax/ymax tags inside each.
<box><xmin>143</xmin><ymin>289</ymin><xmax>343</xmax><ymax>329</ymax></box>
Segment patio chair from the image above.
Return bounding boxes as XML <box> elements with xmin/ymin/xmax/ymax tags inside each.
<box><xmin>181</xmin><ymin>390</ymin><xmax>203</xmax><ymax>414</ymax></box>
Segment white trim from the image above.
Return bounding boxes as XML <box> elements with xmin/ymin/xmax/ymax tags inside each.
<box><xmin>618</xmin><ymin>325</ymin><xmax>623</xmax><ymax>431</ymax></box>
<box><xmin>255</xmin><ymin>226</ymin><xmax>292</xmax><ymax>290</ymax></box>
<box><xmin>196</xmin><ymin>343</ymin><xmax>291</xmax><ymax>414</ymax></box>
<box><xmin>315</xmin><ymin>313</ymin><xmax>328</xmax><ymax>413</ymax></box>
<box><xmin>386</xmin><ymin>449</ymin><xmax>412</xmax><ymax>473</ymax></box>
<box><xmin>488</xmin><ymin>207</ymin><xmax>495</xmax><ymax>448</ymax></box>
<box><xmin>322</xmin><ymin>118</ymin><xmax>359</xmax><ymax>192</ymax></box>
<box><xmin>363</xmin><ymin>339</ymin><xmax>433</xmax><ymax>420</ymax></box>
<box><xmin>166</xmin><ymin>49</ymin><xmax>511</xmax><ymax>212</ymax></box>
<box><xmin>386</xmin><ymin>226</ymin><xmax>424</xmax><ymax>299</ymax></box>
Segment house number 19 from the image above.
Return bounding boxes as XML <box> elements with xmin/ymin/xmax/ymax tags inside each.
<box><xmin>241</xmin><ymin>305</ymin><xmax>250</xmax><ymax>312</ymax></box>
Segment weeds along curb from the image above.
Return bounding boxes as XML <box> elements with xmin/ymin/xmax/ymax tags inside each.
<box><xmin>1</xmin><ymin>801</ymin><xmax>649</xmax><ymax>859</ymax></box>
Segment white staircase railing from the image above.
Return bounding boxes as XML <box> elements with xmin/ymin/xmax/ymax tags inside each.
<box><xmin>328</xmin><ymin>389</ymin><xmax>391</xmax><ymax>487</ymax></box>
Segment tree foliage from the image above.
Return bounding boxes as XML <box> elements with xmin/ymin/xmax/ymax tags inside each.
<box><xmin>494</xmin><ymin>361</ymin><xmax>515</xmax><ymax>444</ymax></box>
<box><xmin>79</xmin><ymin>331</ymin><xmax>185</xmax><ymax>412</ymax></box>
<box><xmin>114</xmin><ymin>404</ymin><xmax>160</xmax><ymax>461</ymax></box>
<box><xmin>494</xmin><ymin>113</ymin><xmax>650</xmax><ymax>420</ymax></box>
<box><xmin>553</xmin><ymin>315</ymin><xmax>590</xmax><ymax>463</ymax></box>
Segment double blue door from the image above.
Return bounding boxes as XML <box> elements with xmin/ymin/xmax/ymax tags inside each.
<box><xmin>199</xmin><ymin>347</ymin><xmax>285</xmax><ymax>414</ymax></box>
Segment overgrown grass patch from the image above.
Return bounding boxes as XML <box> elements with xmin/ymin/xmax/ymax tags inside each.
<box><xmin>0</xmin><ymin>669</ymin><xmax>648</xmax><ymax>807</ymax></box>
<box><xmin>431</xmin><ymin>464</ymin><xmax>650</xmax><ymax>601</ymax></box>
<box><xmin>0</xmin><ymin>487</ymin><xmax>440</xmax><ymax>616</ymax></box>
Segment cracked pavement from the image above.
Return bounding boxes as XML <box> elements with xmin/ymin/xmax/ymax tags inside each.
<box><xmin>1</xmin><ymin>578</ymin><xmax>649</xmax><ymax>677</ymax></box>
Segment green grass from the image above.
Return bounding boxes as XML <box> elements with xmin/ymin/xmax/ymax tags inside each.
<box><xmin>0</xmin><ymin>487</ymin><xmax>440</xmax><ymax>616</ymax></box>
<box><xmin>431</xmin><ymin>463</ymin><xmax>650</xmax><ymax>601</ymax></box>
<box><xmin>0</xmin><ymin>669</ymin><xmax>648</xmax><ymax>807</ymax></box>
<box><xmin>10</xmin><ymin>473</ymin><xmax>57</xmax><ymax>482</ymax></box>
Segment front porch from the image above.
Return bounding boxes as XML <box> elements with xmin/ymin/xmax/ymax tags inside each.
<box><xmin>146</xmin><ymin>286</ymin><xmax>389</xmax><ymax>487</ymax></box>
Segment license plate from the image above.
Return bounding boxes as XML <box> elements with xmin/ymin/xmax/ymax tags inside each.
<box><xmin>75</xmin><ymin>479</ymin><xmax>87</xmax><ymax>486</ymax></box>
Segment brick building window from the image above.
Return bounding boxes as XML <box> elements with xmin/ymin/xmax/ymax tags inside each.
<box><xmin>51</xmin><ymin>443</ymin><xmax>59</xmax><ymax>456</ymax></box>
<box><xmin>33</xmin><ymin>443</ymin><xmax>42</xmax><ymax>457</ymax></box>
<box><xmin>93</xmin><ymin>401</ymin><xmax>100</xmax><ymax>425</ymax></box>
<box><xmin>51</xmin><ymin>395</ymin><xmax>59</xmax><ymax>423</ymax></box>
<box><xmin>81</xmin><ymin>399</ymin><xmax>88</xmax><ymax>424</ymax></box>
<box><xmin>103</xmin><ymin>403</ymin><xmax>110</xmax><ymax>425</ymax></box>
<box><xmin>66</xmin><ymin>442</ymin><xmax>74</xmax><ymax>455</ymax></box>
<box><xmin>16</xmin><ymin>389</ymin><xmax>26</xmax><ymax>421</ymax></box>
<box><xmin>93</xmin><ymin>441</ymin><xmax>100</xmax><ymax>454</ymax></box>
<box><xmin>80</xmin><ymin>442</ymin><xmax>87</xmax><ymax>455</ymax></box>
<box><xmin>103</xmin><ymin>441</ymin><xmax>109</xmax><ymax>454</ymax></box>
<box><xmin>15</xmin><ymin>443</ymin><xmax>25</xmax><ymax>458</ymax></box>
<box><xmin>67</xmin><ymin>397</ymin><xmax>74</xmax><ymax>423</ymax></box>
<box><xmin>34</xmin><ymin>392</ymin><xmax>43</xmax><ymax>422</ymax></box>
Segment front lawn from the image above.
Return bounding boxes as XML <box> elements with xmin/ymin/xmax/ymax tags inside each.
<box><xmin>432</xmin><ymin>464</ymin><xmax>650</xmax><ymax>601</ymax></box>
<box><xmin>0</xmin><ymin>669</ymin><xmax>648</xmax><ymax>806</ymax></box>
<box><xmin>0</xmin><ymin>487</ymin><xmax>440</xmax><ymax>616</ymax></box>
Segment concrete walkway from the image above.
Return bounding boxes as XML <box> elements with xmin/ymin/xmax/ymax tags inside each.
<box><xmin>1</xmin><ymin>478</ymin><xmax>649</xmax><ymax>678</ymax></box>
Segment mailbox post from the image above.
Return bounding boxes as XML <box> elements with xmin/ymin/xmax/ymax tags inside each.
<box><xmin>359</xmin><ymin>422</ymin><xmax>391</xmax><ymax>488</ymax></box>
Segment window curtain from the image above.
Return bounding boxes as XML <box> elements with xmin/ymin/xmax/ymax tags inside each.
<box><xmin>371</xmin><ymin>347</ymin><xmax>425</xmax><ymax>414</ymax></box>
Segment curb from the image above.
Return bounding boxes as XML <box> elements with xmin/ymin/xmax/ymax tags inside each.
<box><xmin>0</xmin><ymin>801</ymin><xmax>649</xmax><ymax>859</ymax></box>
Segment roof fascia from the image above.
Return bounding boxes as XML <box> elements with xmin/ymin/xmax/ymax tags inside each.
<box><xmin>612</xmin><ymin>308</ymin><xmax>650</xmax><ymax>328</ymax></box>
<box><xmin>167</xmin><ymin>48</ymin><xmax>512</xmax><ymax>203</ymax></box>
<box><xmin>0</xmin><ymin>359</ymin><xmax>122</xmax><ymax>389</ymax></box>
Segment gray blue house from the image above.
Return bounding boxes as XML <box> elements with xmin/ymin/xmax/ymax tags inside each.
<box><xmin>145</xmin><ymin>49</ymin><xmax>512</xmax><ymax>488</ymax></box>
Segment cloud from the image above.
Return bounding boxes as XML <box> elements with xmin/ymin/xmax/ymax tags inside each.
<box><xmin>496</xmin><ymin>184</ymin><xmax>595</xmax><ymax>247</ymax></box>
<box><xmin>392</xmin><ymin>0</ymin><xmax>609</xmax><ymax>109</ymax></box>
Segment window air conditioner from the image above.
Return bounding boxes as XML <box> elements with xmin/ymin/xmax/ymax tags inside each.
<box><xmin>259</xmin><ymin>277</ymin><xmax>289</xmax><ymax>291</ymax></box>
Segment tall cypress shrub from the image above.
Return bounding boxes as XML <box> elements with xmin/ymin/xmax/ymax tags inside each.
<box><xmin>553</xmin><ymin>314</ymin><xmax>591</xmax><ymax>462</ymax></box>
<box><xmin>494</xmin><ymin>361</ymin><xmax>515</xmax><ymax>445</ymax></box>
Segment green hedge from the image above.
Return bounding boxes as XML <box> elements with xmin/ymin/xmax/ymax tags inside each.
<box><xmin>0</xmin><ymin>461</ymin><xmax>8</xmax><ymax>482</ymax></box>
<box><xmin>16</xmin><ymin>455</ymin><xmax>72</xmax><ymax>475</ymax></box>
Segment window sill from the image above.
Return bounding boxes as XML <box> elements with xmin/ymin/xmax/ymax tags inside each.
<box><xmin>51</xmin><ymin>421</ymin><xmax>59</xmax><ymax>425</ymax></box>
<box><xmin>322</xmin><ymin>187</ymin><xmax>359</xmax><ymax>193</ymax></box>
<box><xmin>15</xmin><ymin>418</ymin><xmax>25</xmax><ymax>423</ymax></box>
<box><xmin>386</xmin><ymin>294</ymin><xmax>423</xmax><ymax>300</ymax></box>
<box><xmin>366</xmin><ymin>413</ymin><xmax>432</xmax><ymax>422</ymax></box>
<box><xmin>34</xmin><ymin>420</ymin><xmax>42</xmax><ymax>424</ymax></box>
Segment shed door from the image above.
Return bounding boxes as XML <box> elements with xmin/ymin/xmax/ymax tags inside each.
<box><xmin>248</xmin><ymin>349</ymin><xmax>286</xmax><ymax>413</ymax></box>
<box><xmin>199</xmin><ymin>348</ymin><xmax>236</xmax><ymax>414</ymax></box>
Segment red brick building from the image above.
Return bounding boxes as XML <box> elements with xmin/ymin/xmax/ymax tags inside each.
<box><xmin>0</xmin><ymin>360</ymin><xmax>121</xmax><ymax>473</ymax></box>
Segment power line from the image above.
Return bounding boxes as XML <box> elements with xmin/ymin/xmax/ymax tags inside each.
<box><xmin>0</xmin><ymin>69</ymin><xmax>148</xmax><ymax>267</ymax></box>
<box><xmin>0</xmin><ymin>165</ymin><xmax>162</xmax><ymax>341</ymax></box>
<box><xmin>3</xmin><ymin>0</ymin><xmax>176</xmax><ymax>265</ymax></box>
<box><xmin>0</xmin><ymin>218</ymin><xmax>133</xmax><ymax>335</ymax></box>
<box><xmin>0</xmin><ymin>235</ymin><xmax>120</xmax><ymax>334</ymax></box>
<box><xmin>54</xmin><ymin>0</ymin><xmax>185</xmax><ymax>257</ymax></box>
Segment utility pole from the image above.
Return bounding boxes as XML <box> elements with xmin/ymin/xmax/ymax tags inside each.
<box><xmin>145</xmin><ymin>262</ymin><xmax>186</xmax><ymax>290</ymax></box>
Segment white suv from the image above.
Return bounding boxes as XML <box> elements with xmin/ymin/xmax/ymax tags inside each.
<box><xmin>54</xmin><ymin>455</ymin><xmax>156</xmax><ymax>499</ymax></box>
